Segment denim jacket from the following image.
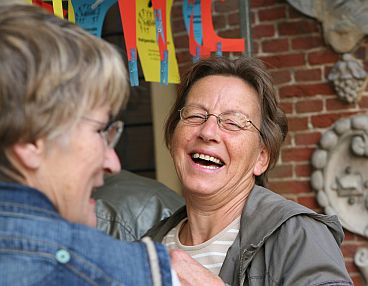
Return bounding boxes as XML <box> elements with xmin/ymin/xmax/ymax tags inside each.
<box><xmin>0</xmin><ymin>182</ymin><xmax>173</xmax><ymax>286</ymax></box>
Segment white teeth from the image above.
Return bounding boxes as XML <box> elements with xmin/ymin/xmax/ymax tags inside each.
<box><xmin>192</xmin><ymin>153</ymin><xmax>223</xmax><ymax>165</ymax></box>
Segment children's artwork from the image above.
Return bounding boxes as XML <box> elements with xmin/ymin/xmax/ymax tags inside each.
<box><xmin>30</xmin><ymin>0</ymin><xmax>246</xmax><ymax>85</ymax></box>
<box><xmin>136</xmin><ymin>0</ymin><xmax>180</xmax><ymax>84</ymax></box>
<box><xmin>71</xmin><ymin>0</ymin><xmax>116</xmax><ymax>37</ymax></box>
<box><xmin>118</xmin><ymin>0</ymin><xmax>139</xmax><ymax>86</ymax></box>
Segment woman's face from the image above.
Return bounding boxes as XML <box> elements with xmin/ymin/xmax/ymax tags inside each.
<box><xmin>38</xmin><ymin>105</ymin><xmax>121</xmax><ymax>227</ymax></box>
<box><xmin>170</xmin><ymin>75</ymin><xmax>269</xmax><ymax>199</ymax></box>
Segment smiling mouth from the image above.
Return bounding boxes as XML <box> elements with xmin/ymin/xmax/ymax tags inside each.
<box><xmin>191</xmin><ymin>153</ymin><xmax>224</xmax><ymax>169</ymax></box>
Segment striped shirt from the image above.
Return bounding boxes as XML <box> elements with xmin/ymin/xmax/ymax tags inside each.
<box><xmin>162</xmin><ymin>217</ymin><xmax>240</xmax><ymax>275</ymax></box>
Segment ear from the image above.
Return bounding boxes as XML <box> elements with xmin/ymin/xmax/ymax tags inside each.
<box><xmin>11</xmin><ymin>139</ymin><xmax>46</xmax><ymax>170</ymax></box>
<box><xmin>253</xmin><ymin>146</ymin><xmax>270</xmax><ymax>176</ymax></box>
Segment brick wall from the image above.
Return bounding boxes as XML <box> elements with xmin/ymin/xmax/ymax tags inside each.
<box><xmin>171</xmin><ymin>0</ymin><xmax>368</xmax><ymax>284</ymax></box>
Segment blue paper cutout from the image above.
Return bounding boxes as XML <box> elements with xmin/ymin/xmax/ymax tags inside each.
<box><xmin>71</xmin><ymin>0</ymin><xmax>116</xmax><ymax>37</ymax></box>
<box><xmin>183</xmin><ymin>0</ymin><xmax>202</xmax><ymax>45</ymax></box>
<box><xmin>160</xmin><ymin>50</ymin><xmax>168</xmax><ymax>85</ymax></box>
<box><xmin>128</xmin><ymin>48</ymin><xmax>139</xmax><ymax>87</ymax></box>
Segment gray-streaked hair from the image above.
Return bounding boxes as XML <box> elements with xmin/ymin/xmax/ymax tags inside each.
<box><xmin>0</xmin><ymin>4</ymin><xmax>128</xmax><ymax>180</ymax></box>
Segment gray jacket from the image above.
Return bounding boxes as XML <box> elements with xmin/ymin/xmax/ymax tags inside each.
<box><xmin>146</xmin><ymin>185</ymin><xmax>353</xmax><ymax>286</ymax></box>
<box><xmin>93</xmin><ymin>170</ymin><xmax>184</xmax><ymax>241</ymax></box>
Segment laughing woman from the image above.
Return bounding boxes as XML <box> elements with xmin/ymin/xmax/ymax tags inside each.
<box><xmin>146</xmin><ymin>56</ymin><xmax>353</xmax><ymax>286</ymax></box>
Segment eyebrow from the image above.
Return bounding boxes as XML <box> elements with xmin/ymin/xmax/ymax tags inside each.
<box><xmin>186</xmin><ymin>104</ymin><xmax>251</xmax><ymax>117</ymax></box>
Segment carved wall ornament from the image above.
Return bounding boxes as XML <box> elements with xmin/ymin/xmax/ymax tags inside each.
<box><xmin>355</xmin><ymin>247</ymin><xmax>368</xmax><ymax>285</ymax></box>
<box><xmin>328</xmin><ymin>54</ymin><xmax>368</xmax><ymax>103</ymax></box>
<box><xmin>286</xmin><ymin>0</ymin><xmax>368</xmax><ymax>104</ymax></box>
<box><xmin>311</xmin><ymin>114</ymin><xmax>368</xmax><ymax>238</ymax></box>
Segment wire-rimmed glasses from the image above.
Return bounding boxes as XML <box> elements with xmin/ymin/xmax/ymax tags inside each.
<box><xmin>179</xmin><ymin>105</ymin><xmax>262</xmax><ymax>135</ymax></box>
<box><xmin>82</xmin><ymin>117</ymin><xmax>124</xmax><ymax>148</ymax></box>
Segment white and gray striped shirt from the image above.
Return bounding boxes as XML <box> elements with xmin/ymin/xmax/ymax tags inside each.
<box><xmin>163</xmin><ymin>216</ymin><xmax>240</xmax><ymax>275</ymax></box>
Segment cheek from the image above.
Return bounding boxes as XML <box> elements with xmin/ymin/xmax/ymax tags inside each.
<box><xmin>170</xmin><ymin>126</ymin><xmax>193</xmax><ymax>156</ymax></box>
<box><xmin>76</xmin><ymin>139</ymin><xmax>105</xmax><ymax>172</ymax></box>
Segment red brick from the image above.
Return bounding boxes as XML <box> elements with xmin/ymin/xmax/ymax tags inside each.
<box><xmin>214</xmin><ymin>0</ymin><xmax>239</xmax><ymax>13</ymax></box>
<box><xmin>174</xmin><ymin>34</ymin><xmax>189</xmax><ymax>50</ymax></box>
<box><xmin>212</xmin><ymin>14</ymin><xmax>227</xmax><ymax>30</ymax></box>
<box><xmin>358</xmin><ymin>94</ymin><xmax>368</xmax><ymax>108</ymax></box>
<box><xmin>251</xmin><ymin>0</ymin><xmax>277</xmax><ymax>8</ymax></box>
<box><xmin>281</xmin><ymin>146</ymin><xmax>314</xmax><ymax>162</ymax></box>
<box><xmin>252</xmin><ymin>24</ymin><xmax>276</xmax><ymax>38</ymax></box>
<box><xmin>326</xmin><ymin>98</ymin><xmax>353</xmax><ymax>111</ymax></box>
<box><xmin>288</xmin><ymin>3</ymin><xmax>306</xmax><ymax>19</ymax></box>
<box><xmin>294</xmin><ymin>68</ymin><xmax>322</xmax><ymax>82</ymax></box>
<box><xmin>260</xmin><ymin>54</ymin><xmax>305</xmax><ymax>69</ymax></box>
<box><xmin>171</xmin><ymin>18</ymin><xmax>186</xmax><ymax>35</ymax></box>
<box><xmin>228</xmin><ymin>11</ymin><xmax>240</xmax><ymax>26</ymax></box>
<box><xmin>270</xmin><ymin>70</ymin><xmax>291</xmax><ymax>84</ymax></box>
<box><xmin>292</xmin><ymin>36</ymin><xmax>324</xmax><ymax>50</ymax></box>
<box><xmin>308</xmin><ymin>50</ymin><xmax>340</xmax><ymax>65</ymax></box>
<box><xmin>278</xmin><ymin>20</ymin><xmax>320</xmax><ymax>36</ymax></box>
<box><xmin>218</xmin><ymin>28</ymin><xmax>242</xmax><ymax>39</ymax></box>
<box><xmin>295</xmin><ymin>163</ymin><xmax>313</xmax><ymax>177</ymax></box>
<box><xmin>258</xmin><ymin>6</ymin><xmax>286</xmax><ymax>21</ymax></box>
<box><xmin>262</xmin><ymin>38</ymin><xmax>289</xmax><ymax>53</ymax></box>
<box><xmin>295</xmin><ymin>132</ymin><xmax>321</xmax><ymax>145</ymax></box>
<box><xmin>252</xmin><ymin>40</ymin><xmax>260</xmax><ymax>54</ymax></box>
<box><xmin>268</xmin><ymin>180</ymin><xmax>311</xmax><ymax>194</ymax></box>
<box><xmin>279</xmin><ymin>83</ymin><xmax>334</xmax><ymax>98</ymax></box>
<box><xmin>341</xmin><ymin>243</ymin><xmax>361</xmax><ymax>258</ymax></box>
<box><xmin>295</xmin><ymin>99</ymin><xmax>323</xmax><ymax>113</ymax></box>
<box><xmin>269</xmin><ymin>164</ymin><xmax>293</xmax><ymax>179</ymax></box>
<box><xmin>279</xmin><ymin>101</ymin><xmax>293</xmax><ymax>114</ymax></box>
<box><xmin>344</xmin><ymin>230</ymin><xmax>358</xmax><ymax>241</ymax></box>
<box><xmin>282</xmin><ymin>134</ymin><xmax>292</xmax><ymax>146</ymax></box>
<box><xmin>287</xmin><ymin>116</ymin><xmax>308</xmax><ymax>131</ymax></box>
<box><xmin>297</xmin><ymin>195</ymin><xmax>319</xmax><ymax>210</ymax></box>
<box><xmin>311</xmin><ymin>112</ymin><xmax>355</xmax><ymax>128</ymax></box>
<box><xmin>345</xmin><ymin>260</ymin><xmax>360</xmax><ymax>273</ymax></box>
<box><xmin>171</xmin><ymin>3</ymin><xmax>183</xmax><ymax>19</ymax></box>
<box><xmin>351</xmin><ymin>276</ymin><xmax>364</xmax><ymax>286</ymax></box>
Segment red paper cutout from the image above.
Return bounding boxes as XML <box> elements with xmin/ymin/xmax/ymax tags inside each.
<box><xmin>201</xmin><ymin>0</ymin><xmax>245</xmax><ymax>54</ymax></box>
<box><xmin>117</xmin><ymin>0</ymin><xmax>136</xmax><ymax>61</ymax></box>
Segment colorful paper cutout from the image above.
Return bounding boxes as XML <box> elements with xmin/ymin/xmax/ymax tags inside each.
<box><xmin>201</xmin><ymin>0</ymin><xmax>245</xmax><ymax>54</ymax></box>
<box><xmin>118</xmin><ymin>0</ymin><xmax>139</xmax><ymax>86</ymax></box>
<box><xmin>136</xmin><ymin>0</ymin><xmax>179</xmax><ymax>84</ymax></box>
<box><xmin>71</xmin><ymin>0</ymin><xmax>116</xmax><ymax>37</ymax></box>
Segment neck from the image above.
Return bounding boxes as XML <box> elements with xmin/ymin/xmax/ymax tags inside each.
<box><xmin>180</xmin><ymin>188</ymin><xmax>250</xmax><ymax>245</ymax></box>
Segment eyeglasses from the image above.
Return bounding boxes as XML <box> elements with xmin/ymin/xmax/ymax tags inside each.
<box><xmin>179</xmin><ymin>105</ymin><xmax>262</xmax><ymax>134</ymax></box>
<box><xmin>82</xmin><ymin>117</ymin><xmax>124</xmax><ymax>148</ymax></box>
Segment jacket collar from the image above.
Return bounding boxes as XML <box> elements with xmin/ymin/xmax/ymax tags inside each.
<box><xmin>0</xmin><ymin>182</ymin><xmax>59</xmax><ymax>218</ymax></box>
<box><xmin>219</xmin><ymin>185</ymin><xmax>344</xmax><ymax>284</ymax></box>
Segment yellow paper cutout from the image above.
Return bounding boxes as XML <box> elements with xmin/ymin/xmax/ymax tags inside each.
<box><xmin>136</xmin><ymin>0</ymin><xmax>180</xmax><ymax>84</ymax></box>
<box><xmin>52</xmin><ymin>0</ymin><xmax>64</xmax><ymax>19</ymax></box>
<box><xmin>68</xmin><ymin>0</ymin><xmax>75</xmax><ymax>23</ymax></box>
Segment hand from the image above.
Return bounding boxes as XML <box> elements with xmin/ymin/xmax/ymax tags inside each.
<box><xmin>170</xmin><ymin>249</ymin><xmax>225</xmax><ymax>286</ymax></box>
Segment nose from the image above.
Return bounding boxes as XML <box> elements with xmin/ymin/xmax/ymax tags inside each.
<box><xmin>198</xmin><ymin>114</ymin><xmax>220</xmax><ymax>142</ymax></box>
<box><xmin>103</xmin><ymin>148</ymin><xmax>121</xmax><ymax>174</ymax></box>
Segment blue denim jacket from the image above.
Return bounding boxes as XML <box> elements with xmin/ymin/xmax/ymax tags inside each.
<box><xmin>0</xmin><ymin>182</ymin><xmax>173</xmax><ymax>286</ymax></box>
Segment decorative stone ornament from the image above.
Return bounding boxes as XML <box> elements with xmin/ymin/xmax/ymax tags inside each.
<box><xmin>328</xmin><ymin>54</ymin><xmax>368</xmax><ymax>103</ymax></box>
<box><xmin>286</xmin><ymin>0</ymin><xmax>368</xmax><ymax>104</ymax></box>
<box><xmin>311</xmin><ymin>114</ymin><xmax>368</xmax><ymax>238</ymax></box>
<box><xmin>354</xmin><ymin>247</ymin><xmax>368</xmax><ymax>286</ymax></box>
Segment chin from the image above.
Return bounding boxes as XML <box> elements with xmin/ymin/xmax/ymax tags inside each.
<box><xmin>85</xmin><ymin>216</ymin><xmax>97</xmax><ymax>228</ymax></box>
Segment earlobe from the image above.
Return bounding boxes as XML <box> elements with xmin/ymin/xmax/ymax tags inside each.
<box><xmin>12</xmin><ymin>139</ymin><xmax>45</xmax><ymax>169</ymax></box>
<box><xmin>253</xmin><ymin>147</ymin><xmax>270</xmax><ymax>176</ymax></box>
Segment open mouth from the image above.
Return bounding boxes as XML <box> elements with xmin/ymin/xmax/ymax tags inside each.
<box><xmin>191</xmin><ymin>152</ymin><xmax>224</xmax><ymax>169</ymax></box>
